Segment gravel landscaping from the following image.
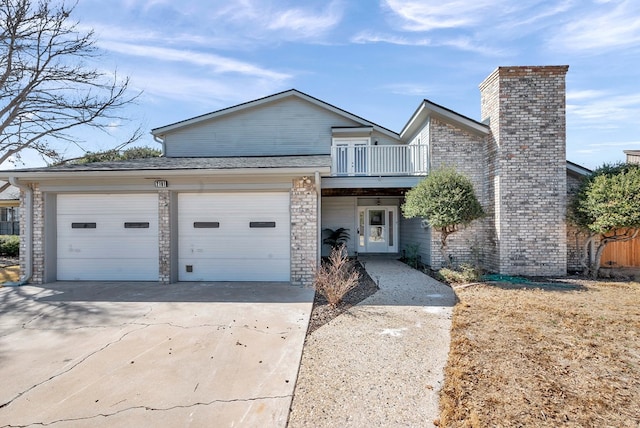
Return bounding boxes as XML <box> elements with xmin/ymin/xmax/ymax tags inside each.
<box><xmin>289</xmin><ymin>259</ymin><xmax>455</xmax><ymax>427</ymax></box>
<box><xmin>306</xmin><ymin>261</ymin><xmax>379</xmax><ymax>334</ymax></box>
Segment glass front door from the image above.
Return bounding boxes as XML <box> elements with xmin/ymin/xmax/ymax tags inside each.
<box><xmin>358</xmin><ymin>206</ymin><xmax>398</xmax><ymax>253</ymax></box>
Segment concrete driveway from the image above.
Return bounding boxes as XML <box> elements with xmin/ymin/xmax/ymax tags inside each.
<box><xmin>0</xmin><ymin>281</ymin><xmax>314</xmax><ymax>427</ymax></box>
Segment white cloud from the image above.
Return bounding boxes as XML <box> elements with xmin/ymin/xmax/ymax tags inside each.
<box><xmin>383</xmin><ymin>83</ymin><xmax>434</xmax><ymax>96</ymax></box>
<box><xmin>351</xmin><ymin>30</ymin><xmax>504</xmax><ymax>56</ymax></box>
<box><xmin>351</xmin><ymin>31</ymin><xmax>431</xmax><ymax>46</ymax></box>
<box><xmin>98</xmin><ymin>41</ymin><xmax>291</xmax><ymax>81</ymax></box>
<box><xmin>267</xmin><ymin>2</ymin><xmax>343</xmax><ymax>38</ymax></box>
<box><xmin>567</xmin><ymin>91</ymin><xmax>640</xmax><ymax>132</ymax></box>
<box><xmin>383</xmin><ymin>0</ymin><xmax>526</xmax><ymax>31</ymax></box>
<box><xmin>566</xmin><ymin>90</ymin><xmax>608</xmax><ymax>101</ymax></box>
<box><xmin>574</xmin><ymin>140</ymin><xmax>640</xmax><ymax>156</ymax></box>
<box><xmin>376</xmin><ymin>0</ymin><xmax>561</xmax><ymax>56</ymax></box>
<box><xmin>132</xmin><ymin>71</ymin><xmax>286</xmax><ymax>108</ymax></box>
<box><xmin>382</xmin><ymin>0</ymin><xmax>493</xmax><ymax>31</ymax></box>
<box><xmin>213</xmin><ymin>0</ymin><xmax>343</xmax><ymax>40</ymax></box>
<box><xmin>551</xmin><ymin>0</ymin><xmax>640</xmax><ymax>52</ymax></box>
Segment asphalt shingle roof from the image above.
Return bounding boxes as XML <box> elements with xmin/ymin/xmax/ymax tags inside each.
<box><xmin>3</xmin><ymin>155</ymin><xmax>331</xmax><ymax>173</ymax></box>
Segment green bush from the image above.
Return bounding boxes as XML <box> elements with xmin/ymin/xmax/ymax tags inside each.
<box><xmin>437</xmin><ymin>264</ymin><xmax>481</xmax><ymax>284</ymax></box>
<box><xmin>0</xmin><ymin>235</ymin><xmax>20</xmax><ymax>256</ymax></box>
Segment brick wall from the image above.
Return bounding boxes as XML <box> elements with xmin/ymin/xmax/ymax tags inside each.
<box><xmin>429</xmin><ymin>118</ymin><xmax>488</xmax><ymax>268</ymax></box>
<box><xmin>290</xmin><ymin>176</ymin><xmax>317</xmax><ymax>286</ymax></box>
<box><xmin>480</xmin><ymin>66</ymin><xmax>569</xmax><ymax>276</ymax></box>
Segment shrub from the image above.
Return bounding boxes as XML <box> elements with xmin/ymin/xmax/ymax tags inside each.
<box><xmin>403</xmin><ymin>243</ymin><xmax>421</xmax><ymax>268</ymax></box>
<box><xmin>0</xmin><ymin>235</ymin><xmax>19</xmax><ymax>257</ymax></box>
<box><xmin>313</xmin><ymin>245</ymin><xmax>360</xmax><ymax>307</ymax></box>
<box><xmin>403</xmin><ymin>167</ymin><xmax>484</xmax><ymax>267</ymax></box>
<box><xmin>438</xmin><ymin>264</ymin><xmax>481</xmax><ymax>284</ymax></box>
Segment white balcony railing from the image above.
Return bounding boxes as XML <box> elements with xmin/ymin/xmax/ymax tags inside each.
<box><xmin>330</xmin><ymin>144</ymin><xmax>429</xmax><ymax>176</ymax></box>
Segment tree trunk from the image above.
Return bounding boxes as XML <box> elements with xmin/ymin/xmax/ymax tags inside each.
<box><xmin>592</xmin><ymin>229</ymin><xmax>639</xmax><ymax>279</ymax></box>
<box><xmin>440</xmin><ymin>228</ymin><xmax>454</xmax><ymax>268</ymax></box>
<box><xmin>593</xmin><ymin>241</ymin><xmax>606</xmax><ymax>279</ymax></box>
<box><xmin>580</xmin><ymin>233</ymin><xmax>596</xmax><ymax>277</ymax></box>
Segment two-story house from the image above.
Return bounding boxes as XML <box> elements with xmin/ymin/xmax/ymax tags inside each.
<box><xmin>2</xmin><ymin>65</ymin><xmax>577</xmax><ymax>286</ymax></box>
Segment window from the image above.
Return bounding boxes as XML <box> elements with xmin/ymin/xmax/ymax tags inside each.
<box><xmin>0</xmin><ymin>207</ymin><xmax>19</xmax><ymax>235</ymax></box>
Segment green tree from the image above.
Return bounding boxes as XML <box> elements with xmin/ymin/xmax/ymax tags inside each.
<box><xmin>402</xmin><ymin>167</ymin><xmax>484</xmax><ymax>266</ymax></box>
<box><xmin>569</xmin><ymin>163</ymin><xmax>640</xmax><ymax>278</ymax></box>
<box><xmin>62</xmin><ymin>146</ymin><xmax>162</xmax><ymax>164</ymax></box>
<box><xmin>0</xmin><ymin>0</ymin><xmax>140</xmax><ymax>166</ymax></box>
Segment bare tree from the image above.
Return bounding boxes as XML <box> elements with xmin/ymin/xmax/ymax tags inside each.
<box><xmin>0</xmin><ymin>0</ymin><xmax>140</xmax><ymax>166</ymax></box>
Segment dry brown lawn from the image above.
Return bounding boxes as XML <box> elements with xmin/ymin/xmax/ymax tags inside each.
<box><xmin>439</xmin><ymin>279</ymin><xmax>640</xmax><ymax>427</ymax></box>
<box><xmin>0</xmin><ymin>265</ymin><xmax>20</xmax><ymax>284</ymax></box>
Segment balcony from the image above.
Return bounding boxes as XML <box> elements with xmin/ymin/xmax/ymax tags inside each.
<box><xmin>330</xmin><ymin>144</ymin><xmax>429</xmax><ymax>177</ymax></box>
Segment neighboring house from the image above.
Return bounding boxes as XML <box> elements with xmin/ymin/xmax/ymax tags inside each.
<box><xmin>1</xmin><ymin>65</ymin><xmax>583</xmax><ymax>285</ymax></box>
<box><xmin>0</xmin><ymin>182</ymin><xmax>20</xmax><ymax>235</ymax></box>
<box><xmin>625</xmin><ymin>150</ymin><xmax>640</xmax><ymax>164</ymax></box>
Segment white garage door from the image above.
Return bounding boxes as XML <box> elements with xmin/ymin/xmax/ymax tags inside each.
<box><xmin>179</xmin><ymin>193</ymin><xmax>290</xmax><ymax>281</ymax></box>
<box><xmin>57</xmin><ymin>194</ymin><xmax>159</xmax><ymax>281</ymax></box>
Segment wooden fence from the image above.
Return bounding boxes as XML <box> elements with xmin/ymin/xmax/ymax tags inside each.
<box><xmin>601</xmin><ymin>235</ymin><xmax>640</xmax><ymax>267</ymax></box>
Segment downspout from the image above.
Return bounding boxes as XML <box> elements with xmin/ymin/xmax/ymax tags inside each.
<box><xmin>5</xmin><ymin>177</ymin><xmax>32</xmax><ymax>286</ymax></box>
<box><xmin>315</xmin><ymin>171</ymin><xmax>321</xmax><ymax>267</ymax></box>
<box><xmin>153</xmin><ymin>134</ymin><xmax>166</xmax><ymax>156</ymax></box>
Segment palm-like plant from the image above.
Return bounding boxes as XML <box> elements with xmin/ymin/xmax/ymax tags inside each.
<box><xmin>322</xmin><ymin>227</ymin><xmax>350</xmax><ymax>251</ymax></box>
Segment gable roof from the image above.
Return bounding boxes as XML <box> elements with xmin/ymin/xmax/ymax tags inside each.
<box><xmin>152</xmin><ymin>89</ymin><xmax>400</xmax><ymax>140</ymax></box>
<box><xmin>401</xmin><ymin>99</ymin><xmax>490</xmax><ymax>140</ymax></box>
<box><xmin>567</xmin><ymin>160</ymin><xmax>591</xmax><ymax>177</ymax></box>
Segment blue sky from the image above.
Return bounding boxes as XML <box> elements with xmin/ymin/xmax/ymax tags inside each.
<box><xmin>11</xmin><ymin>0</ymin><xmax>640</xmax><ymax>169</ymax></box>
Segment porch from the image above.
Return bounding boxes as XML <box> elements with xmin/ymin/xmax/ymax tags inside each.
<box><xmin>321</xmin><ymin>195</ymin><xmax>431</xmax><ymax>265</ymax></box>
<box><xmin>330</xmin><ymin>143</ymin><xmax>429</xmax><ymax>177</ymax></box>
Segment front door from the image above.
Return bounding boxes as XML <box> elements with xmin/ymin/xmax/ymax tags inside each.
<box><xmin>357</xmin><ymin>206</ymin><xmax>398</xmax><ymax>253</ymax></box>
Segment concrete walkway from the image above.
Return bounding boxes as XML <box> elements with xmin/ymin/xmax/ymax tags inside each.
<box><xmin>0</xmin><ymin>281</ymin><xmax>314</xmax><ymax>427</ymax></box>
<box><xmin>288</xmin><ymin>259</ymin><xmax>456</xmax><ymax>427</ymax></box>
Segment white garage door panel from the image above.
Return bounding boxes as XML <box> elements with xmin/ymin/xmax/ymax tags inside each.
<box><xmin>177</xmin><ymin>259</ymin><xmax>290</xmax><ymax>282</ymax></box>
<box><xmin>57</xmin><ymin>258</ymin><xmax>158</xmax><ymax>281</ymax></box>
<box><xmin>57</xmin><ymin>194</ymin><xmax>159</xmax><ymax>281</ymax></box>
<box><xmin>179</xmin><ymin>193</ymin><xmax>290</xmax><ymax>281</ymax></box>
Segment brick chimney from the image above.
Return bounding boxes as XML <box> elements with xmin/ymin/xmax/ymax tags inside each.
<box><xmin>479</xmin><ymin>66</ymin><xmax>569</xmax><ymax>276</ymax></box>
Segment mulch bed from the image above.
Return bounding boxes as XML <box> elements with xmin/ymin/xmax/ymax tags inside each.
<box><xmin>306</xmin><ymin>261</ymin><xmax>379</xmax><ymax>334</ymax></box>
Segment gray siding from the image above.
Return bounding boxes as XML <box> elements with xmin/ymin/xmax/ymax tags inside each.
<box><xmin>164</xmin><ymin>97</ymin><xmax>364</xmax><ymax>157</ymax></box>
<box><xmin>407</xmin><ymin>119</ymin><xmax>429</xmax><ymax>147</ymax></box>
<box><xmin>321</xmin><ymin>197</ymin><xmax>357</xmax><ymax>256</ymax></box>
<box><xmin>369</xmin><ymin>130</ymin><xmax>402</xmax><ymax>146</ymax></box>
<box><xmin>399</xmin><ymin>216</ymin><xmax>431</xmax><ymax>266</ymax></box>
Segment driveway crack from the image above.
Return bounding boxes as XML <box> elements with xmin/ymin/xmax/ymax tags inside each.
<box><xmin>0</xmin><ymin>324</ymin><xmax>151</xmax><ymax>411</ymax></box>
<box><xmin>0</xmin><ymin>395</ymin><xmax>292</xmax><ymax>427</ymax></box>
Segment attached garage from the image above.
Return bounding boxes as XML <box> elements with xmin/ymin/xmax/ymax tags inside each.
<box><xmin>57</xmin><ymin>194</ymin><xmax>159</xmax><ymax>281</ymax></box>
<box><xmin>178</xmin><ymin>192</ymin><xmax>290</xmax><ymax>281</ymax></box>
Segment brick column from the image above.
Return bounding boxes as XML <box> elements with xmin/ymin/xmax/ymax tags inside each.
<box><xmin>19</xmin><ymin>184</ymin><xmax>45</xmax><ymax>284</ymax></box>
<box><xmin>290</xmin><ymin>176</ymin><xmax>317</xmax><ymax>286</ymax></box>
<box><xmin>480</xmin><ymin>66</ymin><xmax>569</xmax><ymax>276</ymax></box>
<box><xmin>158</xmin><ymin>190</ymin><xmax>171</xmax><ymax>284</ymax></box>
